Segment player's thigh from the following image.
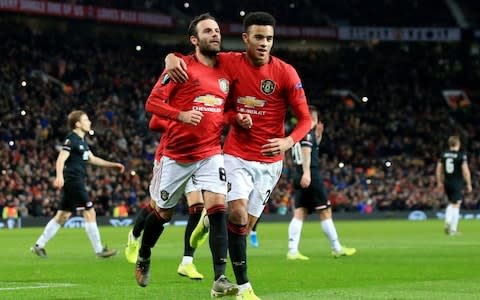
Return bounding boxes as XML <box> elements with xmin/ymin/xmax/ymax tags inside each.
<box><xmin>150</xmin><ymin>156</ymin><xmax>195</xmax><ymax>209</ymax></box>
<box><xmin>54</xmin><ymin>210</ymin><xmax>72</xmax><ymax>224</ymax></box>
<box><xmin>185</xmin><ymin>177</ymin><xmax>203</xmax><ymax>206</ymax></box>
<box><xmin>203</xmin><ymin>190</ymin><xmax>226</xmax><ymax>209</ymax></box>
<box><xmin>224</xmin><ymin>154</ymin><xmax>254</xmax><ymax>202</ymax></box>
<box><xmin>247</xmin><ymin>160</ymin><xmax>283</xmax><ymax>218</ymax></box>
<box><xmin>193</xmin><ymin>154</ymin><xmax>228</xmax><ymax>197</ymax></box>
<box><xmin>82</xmin><ymin>207</ymin><xmax>96</xmax><ymax>222</ymax></box>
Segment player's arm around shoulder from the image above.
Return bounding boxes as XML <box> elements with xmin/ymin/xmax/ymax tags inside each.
<box><xmin>88</xmin><ymin>152</ymin><xmax>125</xmax><ymax>173</ymax></box>
<box><xmin>165</xmin><ymin>53</ymin><xmax>189</xmax><ymax>83</ymax></box>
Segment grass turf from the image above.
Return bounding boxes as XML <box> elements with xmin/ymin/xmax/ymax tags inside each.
<box><xmin>1</xmin><ymin>219</ymin><xmax>479</xmax><ymax>299</ymax></box>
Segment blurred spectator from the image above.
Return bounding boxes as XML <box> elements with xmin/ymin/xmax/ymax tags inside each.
<box><xmin>1</xmin><ymin>22</ymin><xmax>478</xmax><ymax>218</ymax></box>
<box><xmin>113</xmin><ymin>200</ymin><xmax>129</xmax><ymax>218</ymax></box>
<box><xmin>2</xmin><ymin>199</ymin><xmax>20</xmax><ymax>229</ymax></box>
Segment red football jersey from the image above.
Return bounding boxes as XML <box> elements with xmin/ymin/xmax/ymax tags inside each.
<box><xmin>149</xmin><ymin>115</ymin><xmax>170</xmax><ymax>133</ymax></box>
<box><xmin>154</xmin><ymin>134</ymin><xmax>166</xmax><ymax>162</ymax></box>
<box><xmin>220</xmin><ymin>52</ymin><xmax>311</xmax><ymax>163</ymax></box>
<box><xmin>148</xmin><ymin>115</ymin><xmax>171</xmax><ymax>162</ymax></box>
<box><xmin>145</xmin><ymin>54</ymin><xmax>232</xmax><ymax>163</ymax></box>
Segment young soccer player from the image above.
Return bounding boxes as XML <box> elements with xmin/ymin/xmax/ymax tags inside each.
<box><xmin>31</xmin><ymin>110</ymin><xmax>123</xmax><ymax>258</ymax></box>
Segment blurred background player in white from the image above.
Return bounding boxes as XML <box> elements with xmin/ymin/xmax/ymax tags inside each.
<box><xmin>288</xmin><ymin>105</ymin><xmax>356</xmax><ymax>259</ymax></box>
<box><xmin>436</xmin><ymin>135</ymin><xmax>472</xmax><ymax>236</ymax></box>
<box><xmin>31</xmin><ymin>110</ymin><xmax>124</xmax><ymax>258</ymax></box>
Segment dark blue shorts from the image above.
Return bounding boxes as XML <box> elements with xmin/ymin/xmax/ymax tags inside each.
<box><xmin>59</xmin><ymin>180</ymin><xmax>93</xmax><ymax>212</ymax></box>
<box><xmin>293</xmin><ymin>170</ymin><xmax>330</xmax><ymax>214</ymax></box>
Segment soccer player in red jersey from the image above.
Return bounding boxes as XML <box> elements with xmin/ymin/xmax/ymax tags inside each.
<box><xmin>125</xmin><ymin>116</ymin><xmax>168</xmax><ymax>264</ymax></box>
<box><xmin>166</xmin><ymin>12</ymin><xmax>311</xmax><ymax>300</ymax></box>
<box><xmin>135</xmin><ymin>13</ymin><xmax>253</xmax><ymax>298</ymax></box>
<box><xmin>125</xmin><ymin>115</ymin><xmax>207</xmax><ymax>280</ymax></box>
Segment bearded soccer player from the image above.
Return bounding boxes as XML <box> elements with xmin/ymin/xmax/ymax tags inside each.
<box><xmin>125</xmin><ymin>115</ymin><xmax>207</xmax><ymax>280</ymax></box>
<box><xmin>165</xmin><ymin>11</ymin><xmax>311</xmax><ymax>300</ymax></box>
<box><xmin>135</xmin><ymin>13</ymin><xmax>253</xmax><ymax>298</ymax></box>
<box><xmin>436</xmin><ymin>136</ymin><xmax>472</xmax><ymax>236</ymax></box>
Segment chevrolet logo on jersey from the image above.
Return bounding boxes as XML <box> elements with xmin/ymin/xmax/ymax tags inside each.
<box><xmin>237</xmin><ymin>97</ymin><xmax>266</xmax><ymax>108</ymax></box>
<box><xmin>194</xmin><ymin>95</ymin><xmax>223</xmax><ymax>106</ymax></box>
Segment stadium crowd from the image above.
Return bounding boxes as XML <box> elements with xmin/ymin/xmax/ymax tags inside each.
<box><xmin>1</xmin><ymin>23</ymin><xmax>479</xmax><ymax>220</ymax></box>
<box><xmin>61</xmin><ymin>0</ymin><xmax>458</xmax><ymax>27</ymax></box>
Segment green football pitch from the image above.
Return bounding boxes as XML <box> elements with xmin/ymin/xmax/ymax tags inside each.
<box><xmin>1</xmin><ymin>219</ymin><xmax>479</xmax><ymax>299</ymax></box>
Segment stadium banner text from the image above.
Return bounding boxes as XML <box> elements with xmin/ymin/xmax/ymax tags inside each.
<box><xmin>0</xmin><ymin>0</ymin><xmax>173</xmax><ymax>28</ymax></box>
<box><xmin>222</xmin><ymin>23</ymin><xmax>337</xmax><ymax>39</ymax></box>
<box><xmin>338</xmin><ymin>26</ymin><xmax>461</xmax><ymax>42</ymax></box>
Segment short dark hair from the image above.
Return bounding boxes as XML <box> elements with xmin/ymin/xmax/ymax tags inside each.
<box><xmin>243</xmin><ymin>11</ymin><xmax>276</xmax><ymax>32</ymax></box>
<box><xmin>308</xmin><ymin>105</ymin><xmax>318</xmax><ymax>115</ymax></box>
<box><xmin>67</xmin><ymin>110</ymin><xmax>86</xmax><ymax>130</ymax></box>
<box><xmin>188</xmin><ymin>13</ymin><xmax>216</xmax><ymax>37</ymax></box>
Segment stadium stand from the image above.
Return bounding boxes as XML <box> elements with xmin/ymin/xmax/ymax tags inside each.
<box><xmin>1</xmin><ymin>1</ymin><xmax>479</xmax><ymax>220</ymax></box>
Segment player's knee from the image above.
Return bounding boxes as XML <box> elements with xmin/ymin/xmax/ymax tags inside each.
<box><xmin>318</xmin><ymin>207</ymin><xmax>332</xmax><ymax>220</ymax></box>
<box><xmin>155</xmin><ymin>207</ymin><xmax>173</xmax><ymax>221</ymax></box>
<box><xmin>83</xmin><ymin>208</ymin><xmax>96</xmax><ymax>222</ymax></box>
<box><xmin>228</xmin><ymin>222</ymin><xmax>248</xmax><ymax>235</ymax></box>
<box><xmin>228</xmin><ymin>207</ymin><xmax>248</xmax><ymax>224</ymax></box>
<box><xmin>148</xmin><ymin>199</ymin><xmax>156</xmax><ymax>210</ymax></box>
<box><xmin>55</xmin><ymin>212</ymin><xmax>71</xmax><ymax>224</ymax></box>
<box><xmin>188</xmin><ymin>203</ymin><xmax>204</xmax><ymax>214</ymax></box>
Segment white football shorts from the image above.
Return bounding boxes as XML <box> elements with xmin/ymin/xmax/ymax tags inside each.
<box><xmin>154</xmin><ymin>158</ymin><xmax>197</xmax><ymax>194</ymax></box>
<box><xmin>150</xmin><ymin>154</ymin><xmax>227</xmax><ymax>209</ymax></box>
<box><xmin>224</xmin><ymin>154</ymin><xmax>283</xmax><ymax>217</ymax></box>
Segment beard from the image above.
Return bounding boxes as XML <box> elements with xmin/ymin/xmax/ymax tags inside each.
<box><xmin>198</xmin><ymin>40</ymin><xmax>220</xmax><ymax>57</ymax></box>
<box><xmin>199</xmin><ymin>47</ymin><xmax>219</xmax><ymax>57</ymax></box>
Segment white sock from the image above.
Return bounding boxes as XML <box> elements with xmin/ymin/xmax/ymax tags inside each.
<box><xmin>450</xmin><ymin>207</ymin><xmax>460</xmax><ymax>233</ymax></box>
<box><xmin>130</xmin><ymin>230</ymin><xmax>139</xmax><ymax>241</ymax></box>
<box><xmin>181</xmin><ymin>256</ymin><xmax>193</xmax><ymax>265</ymax></box>
<box><xmin>36</xmin><ymin>218</ymin><xmax>61</xmax><ymax>248</ymax></box>
<box><xmin>321</xmin><ymin>218</ymin><xmax>341</xmax><ymax>252</ymax></box>
<box><xmin>85</xmin><ymin>222</ymin><xmax>104</xmax><ymax>253</ymax></box>
<box><xmin>288</xmin><ymin>217</ymin><xmax>303</xmax><ymax>254</ymax></box>
<box><xmin>238</xmin><ymin>282</ymin><xmax>252</xmax><ymax>293</ymax></box>
<box><xmin>445</xmin><ymin>204</ymin><xmax>453</xmax><ymax>229</ymax></box>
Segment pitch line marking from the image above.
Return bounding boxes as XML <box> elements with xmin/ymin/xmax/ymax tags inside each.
<box><xmin>0</xmin><ymin>282</ymin><xmax>76</xmax><ymax>291</ymax></box>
